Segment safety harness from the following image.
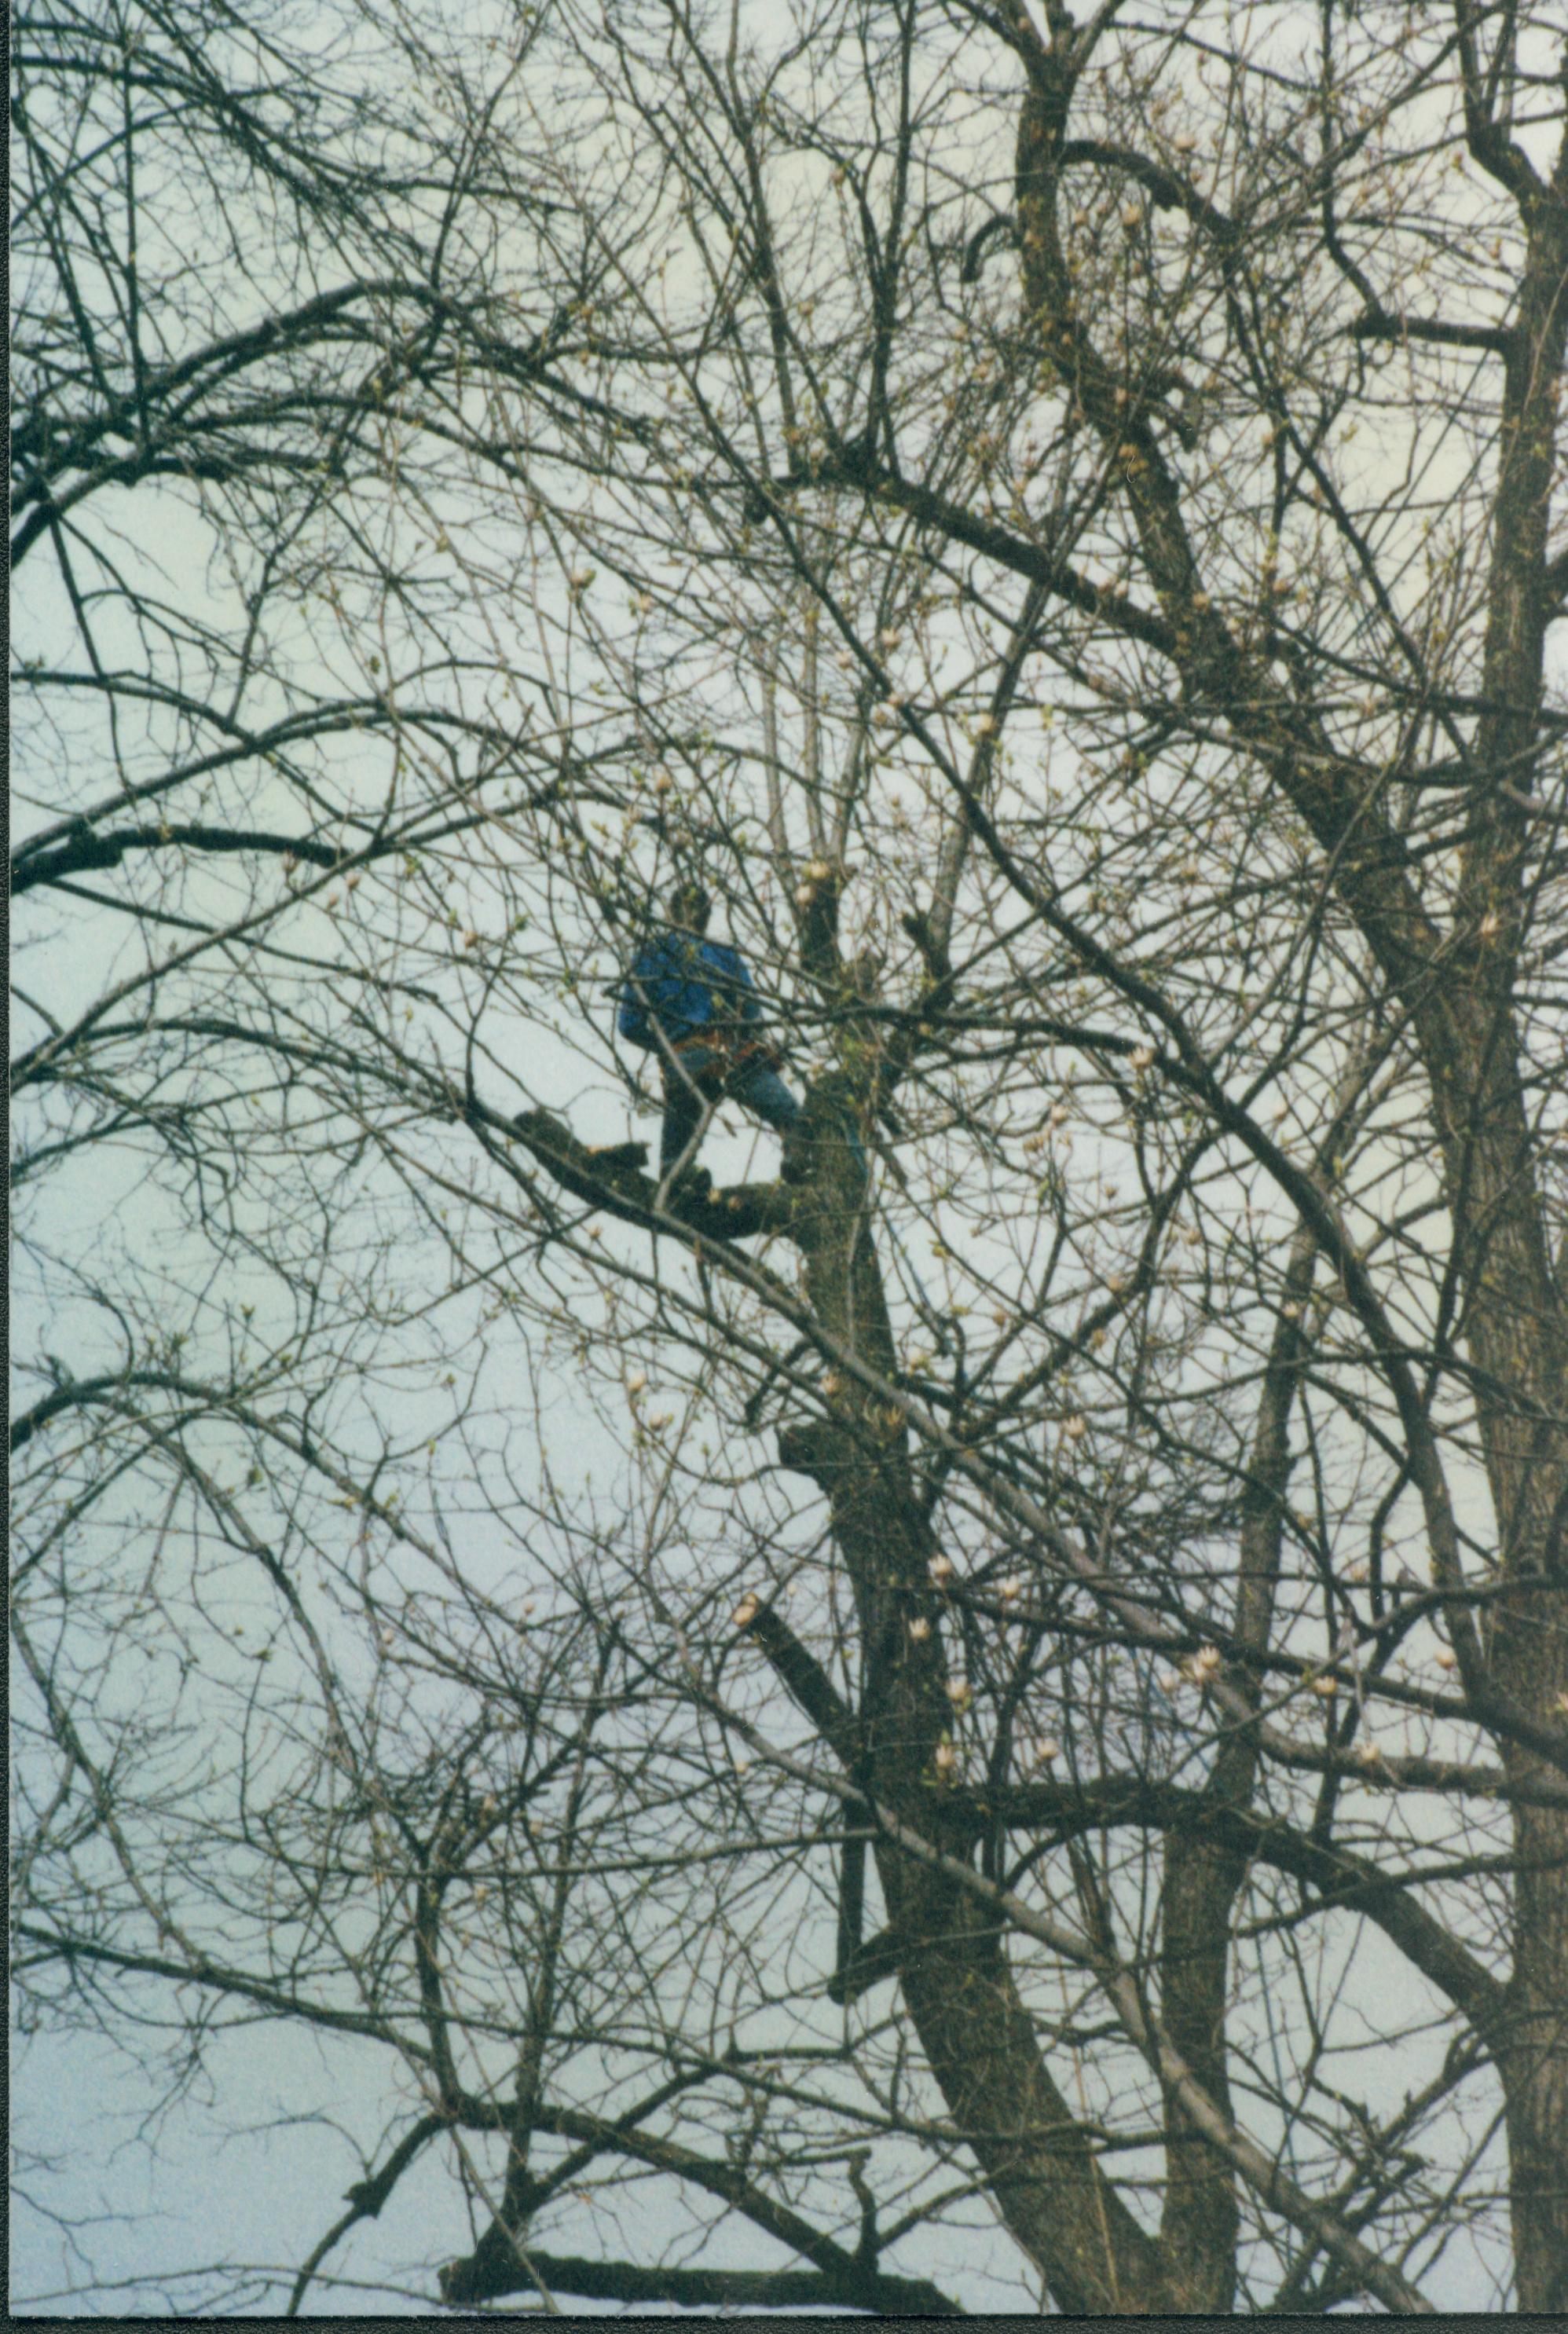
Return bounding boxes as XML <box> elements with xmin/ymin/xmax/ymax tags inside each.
<box><xmin>669</xmin><ymin>1027</ymin><xmax>784</xmax><ymax>1084</ymax></box>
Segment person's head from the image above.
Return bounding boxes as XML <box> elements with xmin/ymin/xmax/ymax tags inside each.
<box><xmin>667</xmin><ymin>879</ymin><xmax>711</xmax><ymax>933</ymax></box>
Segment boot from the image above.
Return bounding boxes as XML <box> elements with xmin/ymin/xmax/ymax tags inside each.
<box><xmin>779</xmin><ymin>1116</ymin><xmax>810</xmax><ymax>1185</ymax></box>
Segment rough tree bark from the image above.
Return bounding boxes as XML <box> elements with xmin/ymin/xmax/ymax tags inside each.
<box><xmin>989</xmin><ymin>2</ymin><xmax>1568</xmax><ymax>2304</ymax></box>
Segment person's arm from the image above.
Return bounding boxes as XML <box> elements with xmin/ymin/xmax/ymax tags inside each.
<box><xmin>736</xmin><ymin>956</ymin><xmax>765</xmax><ymax>1026</ymax></box>
<box><xmin>617</xmin><ymin>943</ymin><xmax>664</xmax><ymax>1046</ymax></box>
<box><xmin>709</xmin><ymin>943</ymin><xmax>764</xmax><ymax>1026</ymax></box>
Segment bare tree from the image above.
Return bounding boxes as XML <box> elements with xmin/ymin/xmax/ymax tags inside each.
<box><xmin>12</xmin><ymin>0</ymin><xmax>1566</xmax><ymax>2314</ymax></box>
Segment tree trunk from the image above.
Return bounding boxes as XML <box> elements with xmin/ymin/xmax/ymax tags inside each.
<box><xmin>1453</xmin><ymin>152</ymin><xmax>1568</xmax><ymax>2310</ymax></box>
<box><xmin>778</xmin><ymin>1090</ymin><xmax>1192</xmax><ymax>2310</ymax></box>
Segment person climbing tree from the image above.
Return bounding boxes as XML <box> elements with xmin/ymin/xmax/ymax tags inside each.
<box><xmin>617</xmin><ymin>881</ymin><xmax>801</xmax><ymax>1185</ymax></box>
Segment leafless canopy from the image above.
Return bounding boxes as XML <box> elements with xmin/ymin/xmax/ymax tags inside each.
<box><xmin>12</xmin><ymin>0</ymin><xmax>1567</xmax><ymax>2314</ymax></box>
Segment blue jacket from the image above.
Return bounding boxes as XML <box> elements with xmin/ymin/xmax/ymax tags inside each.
<box><xmin>617</xmin><ymin>930</ymin><xmax>764</xmax><ymax>1050</ymax></box>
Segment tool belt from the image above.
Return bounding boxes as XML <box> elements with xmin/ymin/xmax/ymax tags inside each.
<box><xmin>669</xmin><ymin>1027</ymin><xmax>782</xmax><ymax>1084</ymax></box>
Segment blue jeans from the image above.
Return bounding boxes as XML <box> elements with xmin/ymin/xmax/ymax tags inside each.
<box><xmin>660</xmin><ymin>1050</ymin><xmax>801</xmax><ymax>1173</ymax></box>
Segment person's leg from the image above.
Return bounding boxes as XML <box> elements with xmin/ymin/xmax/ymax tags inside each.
<box><xmin>731</xmin><ymin>1063</ymin><xmax>801</xmax><ymax>1132</ymax></box>
<box><xmin>659</xmin><ymin>1073</ymin><xmax>704</xmax><ymax>1174</ymax></box>
<box><xmin>660</xmin><ymin>1048</ymin><xmax>721</xmax><ymax>1174</ymax></box>
<box><xmin>736</xmin><ymin>1064</ymin><xmax>869</xmax><ymax>1180</ymax></box>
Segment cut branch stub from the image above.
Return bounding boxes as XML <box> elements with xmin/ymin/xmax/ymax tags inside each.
<box><xmin>503</xmin><ymin>1104</ymin><xmax>793</xmax><ymax>1240</ymax></box>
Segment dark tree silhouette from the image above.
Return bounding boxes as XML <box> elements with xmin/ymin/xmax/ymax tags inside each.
<box><xmin>13</xmin><ymin>0</ymin><xmax>1567</xmax><ymax>2313</ymax></box>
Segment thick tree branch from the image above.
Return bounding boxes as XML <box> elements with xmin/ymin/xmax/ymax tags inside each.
<box><xmin>807</xmin><ymin>449</ymin><xmax>1177</xmax><ymax>653</ymax></box>
<box><xmin>11</xmin><ymin>822</ymin><xmax>343</xmax><ymax>895</ymax></box>
<box><xmin>732</xmin><ymin>1592</ymin><xmax>858</xmax><ymax>1765</ymax></box>
<box><xmin>500</xmin><ymin>1102</ymin><xmax>795</xmax><ymax>1240</ymax></box>
<box><xmin>1350</xmin><ymin>308</ymin><xmax>1517</xmax><ymax>353</ymax></box>
<box><xmin>286</xmin><ymin>2115</ymin><xmax>447</xmax><ymax>2316</ymax></box>
<box><xmin>980</xmin><ymin>1775</ymin><xmax>1507</xmax><ymax>2041</ymax></box>
<box><xmin>439</xmin><ymin>2101</ymin><xmax>923</xmax><ymax>2310</ymax></box>
<box><xmin>441</xmin><ymin>2244</ymin><xmax>961</xmax><ymax>2314</ymax></box>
